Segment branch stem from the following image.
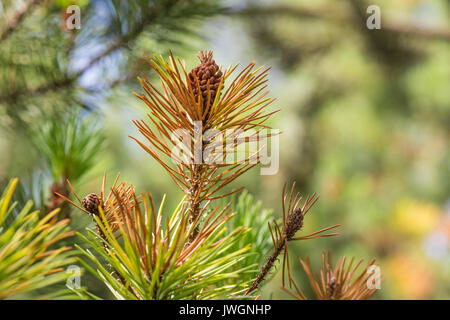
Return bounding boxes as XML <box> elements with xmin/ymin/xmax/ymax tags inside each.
<box><xmin>188</xmin><ymin>165</ymin><xmax>203</xmax><ymax>241</ymax></box>
<box><xmin>246</xmin><ymin>235</ymin><xmax>286</xmax><ymax>295</ymax></box>
<box><xmin>0</xmin><ymin>0</ymin><xmax>44</xmax><ymax>42</ymax></box>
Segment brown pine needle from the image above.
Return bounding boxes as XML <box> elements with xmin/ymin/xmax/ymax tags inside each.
<box><xmin>130</xmin><ymin>51</ymin><xmax>280</xmax><ymax>239</ymax></box>
<box><xmin>285</xmin><ymin>252</ymin><xmax>380</xmax><ymax>300</ymax></box>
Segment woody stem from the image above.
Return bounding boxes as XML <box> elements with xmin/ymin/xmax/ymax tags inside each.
<box><xmin>246</xmin><ymin>235</ymin><xmax>287</xmax><ymax>295</ymax></box>
<box><xmin>188</xmin><ymin>165</ymin><xmax>203</xmax><ymax>242</ymax></box>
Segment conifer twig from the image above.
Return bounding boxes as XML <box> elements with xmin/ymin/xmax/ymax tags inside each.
<box><xmin>0</xmin><ymin>0</ymin><xmax>45</xmax><ymax>42</ymax></box>
<box><xmin>131</xmin><ymin>51</ymin><xmax>280</xmax><ymax>240</ymax></box>
<box><xmin>282</xmin><ymin>252</ymin><xmax>380</xmax><ymax>300</ymax></box>
<box><xmin>245</xmin><ymin>182</ymin><xmax>340</xmax><ymax>295</ymax></box>
<box><xmin>56</xmin><ymin>173</ymin><xmax>140</xmax><ymax>297</ymax></box>
<box><xmin>230</xmin><ymin>5</ymin><xmax>450</xmax><ymax>42</ymax></box>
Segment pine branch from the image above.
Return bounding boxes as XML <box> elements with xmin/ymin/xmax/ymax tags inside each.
<box><xmin>229</xmin><ymin>5</ymin><xmax>450</xmax><ymax>41</ymax></box>
<box><xmin>245</xmin><ymin>182</ymin><xmax>340</xmax><ymax>295</ymax></box>
<box><xmin>131</xmin><ymin>51</ymin><xmax>279</xmax><ymax>240</ymax></box>
<box><xmin>245</xmin><ymin>237</ymin><xmax>285</xmax><ymax>295</ymax></box>
<box><xmin>0</xmin><ymin>13</ymin><xmax>152</xmax><ymax>104</ymax></box>
<box><xmin>0</xmin><ymin>178</ymin><xmax>76</xmax><ymax>299</ymax></box>
<box><xmin>0</xmin><ymin>77</ymin><xmax>75</xmax><ymax>103</ymax></box>
<box><xmin>0</xmin><ymin>2</ymin><xmax>173</xmax><ymax>104</ymax></box>
<box><xmin>61</xmin><ymin>173</ymin><xmax>253</xmax><ymax>300</ymax></box>
<box><xmin>0</xmin><ymin>0</ymin><xmax>46</xmax><ymax>42</ymax></box>
<box><xmin>283</xmin><ymin>252</ymin><xmax>379</xmax><ymax>300</ymax></box>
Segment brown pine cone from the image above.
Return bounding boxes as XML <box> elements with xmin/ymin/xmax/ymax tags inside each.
<box><xmin>284</xmin><ymin>208</ymin><xmax>304</xmax><ymax>240</ymax></box>
<box><xmin>188</xmin><ymin>51</ymin><xmax>223</xmax><ymax>123</ymax></box>
<box><xmin>82</xmin><ymin>193</ymin><xmax>101</xmax><ymax>215</ymax></box>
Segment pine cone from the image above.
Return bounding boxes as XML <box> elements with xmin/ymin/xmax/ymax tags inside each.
<box><xmin>82</xmin><ymin>193</ymin><xmax>101</xmax><ymax>215</ymax></box>
<box><xmin>285</xmin><ymin>208</ymin><xmax>304</xmax><ymax>239</ymax></box>
<box><xmin>188</xmin><ymin>51</ymin><xmax>223</xmax><ymax>123</ymax></box>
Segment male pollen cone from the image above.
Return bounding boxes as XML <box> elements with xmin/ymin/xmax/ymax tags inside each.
<box><xmin>188</xmin><ymin>50</ymin><xmax>223</xmax><ymax>124</ymax></box>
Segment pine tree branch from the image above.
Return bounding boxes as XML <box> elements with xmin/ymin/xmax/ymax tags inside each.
<box><xmin>0</xmin><ymin>77</ymin><xmax>75</xmax><ymax>103</ymax></box>
<box><xmin>0</xmin><ymin>1</ymin><xmax>223</xmax><ymax>106</ymax></box>
<box><xmin>0</xmin><ymin>6</ymin><xmax>158</xmax><ymax>104</ymax></box>
<box><xmin>0</xmin><ymin>0</ymin><xmax>45</xmax><ymax>42</ymax></box>
<box><xmin>383</xmin><ymin>22</ymin><xmax>450</xmax><ymax>41</ymax></box>
<box><xmin>229</xmin><ymin>5</ymin><xmax>450</xmax><ymax>41</ymax></box>
<box><xmin>74</xmin><ymin>7</ymin><xmax>157</xmax><ymax>78</ymax></box>
<box><xmin>246</xmin><ymin>234</ymin><xmax>286</xmax><ymax>295</ymax></box>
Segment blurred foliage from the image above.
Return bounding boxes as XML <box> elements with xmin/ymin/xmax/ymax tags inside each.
<box><xmin>0</xmin><ymin>0</ymin><xmax>224</xmax><ymax>127</ymax></box>
<box><xmin>32</xmin><ymin>111</ymin><xmax>104</xmax><ymax>184</ymax></box>
<box><xmin>0</xmin><ymin>178</ymin><xmax>76</xmax><ymax>299</ymax></box>
<box><xmin>226</xmin><ymin>0</ymin><xmax>450</xmax><ymax>299</ymax></box>
<box><xmin>226</xmin><ymin>191</ymin><xmax>275</xmax><ymax>286</ymax></box>
<box><xmin>0</xmin><ymin>0</ymin><xmax>449</xmax><ymax>299</ymax></box>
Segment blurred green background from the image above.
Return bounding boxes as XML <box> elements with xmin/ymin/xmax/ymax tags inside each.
<box><xmin>0</xmin><ymin>0</ymin><xmax>449</xmax><ymax>299</ymax></box>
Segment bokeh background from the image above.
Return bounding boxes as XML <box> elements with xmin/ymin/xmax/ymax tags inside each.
<box><xmin>0</xmin><ymin>0</ymin><xmax>449</xmax><ymax>299</ymax></box>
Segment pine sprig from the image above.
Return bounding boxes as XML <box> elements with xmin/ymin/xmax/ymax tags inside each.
<box><xmin>245</xmin><ymin>182</ymin><xmax>340</xmax><ymax>295</ymax></box>
<box><xmin>32</xmin><ymin>111</ymin><xmax>104</xmax><ymax>184</ymax></box>
<box><xmin>131</xmin><ymin>51</ymin><xmax>279</xmax><ymax>238</ymax></box>
<box><xmin>32</xmin><ymin>111</ymin><xmax>104</xmax><ymax>215</ymax></box>
<box><xmin>282</xmin><ymin>252</ymin><xmax>379</xmax><ymax>300</ymax></box>
<box><xmin>0</xmin><ymin>178</ymin><xmax>76</xmax><ymax>299</ymax></box>
<box><xmin>62</xmin><ymin>174</ymin><xmax>256</xmax><ymax>300</ymax></box>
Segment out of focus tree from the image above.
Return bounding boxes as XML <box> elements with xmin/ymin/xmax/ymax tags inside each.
<box><xmin>223</xmin><ymin>0</ymin><xmax>449</xmax><ymax>299</ymax></box>
<box><xmin>0</xmin><ymin>0</ymin><xmax>448</xmax><ymax>299</ymax></box>
<box><xmin>0</xmin><ymin>0</ymin><xmax>224</xmax><ymax>212</ymax></box>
